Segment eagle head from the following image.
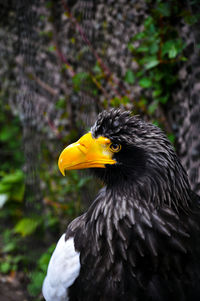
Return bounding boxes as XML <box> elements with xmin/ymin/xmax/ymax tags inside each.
<box><xmin>58</xmin><ymin>109</ymin><xmax>191</xmax><ymax>209</ymax></box>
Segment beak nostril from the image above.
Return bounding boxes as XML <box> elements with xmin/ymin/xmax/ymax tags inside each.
<box><xmin>79</xmin><ymin>142</ymin><xmax>86</xmax><ymax>147</ymax></box>
<box><xmin>78</xmin><ymin>142</ymin><xmax>88</xmax><ymax>154</ymax></box>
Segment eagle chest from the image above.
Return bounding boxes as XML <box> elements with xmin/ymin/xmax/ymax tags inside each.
<box><xmin>68</xmin><ymin>196</ymin><xmax>197</xmax><ymax>301</ymax></box>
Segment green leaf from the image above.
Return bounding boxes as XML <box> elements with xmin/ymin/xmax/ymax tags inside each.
<box><xmin>92</xmin><ymin>89</ymin><xmax>98</xmax><ymax>96</ymax></box>
<box><xmin>139</xmin><ymin>55</ymin><xmax>158</xmax><ymax>66</ymax></box>
<box><xmin>162</xmin><ymin>39</ymin><xmax>185</xmax><ymax>59</ymax></box>
<box><xmin>93</xmin><ymin>63</ymin><xmax>101</xmax><ymax>73</ymax></box>
<box><xmin>56</xmin><ymin>98</ymin><xmax>66</xmax><ymax>109</ymax></box>
<box><xmin>127</xmin><ymin>43</ymin><xmax>135</xmax><ymax>52</ymax></box>
<box><xmin>152</xmin><ymin>120</ymin><xmax>159</xmax><ymax>127</ymax></box>
<box><xmin>0</xmin><ymin>127</ymin><xmax>16</xmax><ymax>142</ymax></box>
<box><xmin>154</xmin><ymin>71</ymin><xmax>164</xmax><ymax>81</ymax></box>
<box><xmin>72</xmin><ymin>72</ymin><xmax>89</xmax><ymax>91</ymax></box>
<box><xmin>135</xmin><ymin>70</ymin><xmax>145</xmax><ymax>78</ymax></box>
<box><xmin>168</xmin><ymin>45</ymin><xmax>177</xmax><ymax>58</ymax></box>
<box><xmin>139</xmin><ymin>78</ymin><xmax>152</xmax><ymax>88</ymax></box>
<box><xmin>148</xmin><ymin>101</ymin><xmax>158</xmax><ymax>114</ymax></box>
<box><xmin>48</xmin><ymin>45</ymin><xmax>55</xmax><ymax>52</ymax></box>
<box><xmin>136</xmin><ymin>46</ymin><xmax>149</xmax><ymax>53</ymax></box>
<box><xmin>110</xmin><ymin>97</ymin><xmax>121</xmax><ymax>107</ymax></box>
<box><xmin>0</xmin><ymin>194</ymin><xmax>8</xmax><ymax>208</ymax></box>
<box><xmin>0</xmin><ymin>171</ymin><xmax>25</xmax><ymax>202</ymax></box>
<box><xmin>1</xmin><ymin>170</ymin><xmax>24</xmax><ymax>184</ymax></box>
<box><xmin>10</xmin><ymin>183</ymin><xmax>25</xmax><ymax>202</ymax></box>
<box><xmin>144</xmin><ymin>17</ymin><xmax>153</xmax><ymax>27</ymax></box>
<box><xmin>149</xmin><ymin>43</ymin><xmax>159</xmax><ymax>55</ymax></box>
<box><xmin>156</xmin><ymin>3</ymin><xmax>171</xmax><ymax>17</ymax></box>
<box><xmin>28</xmin><ymin>271</ymin><xmax>45</xmax><ymax>297</ymax></box>
<box><xmin>153</xmin><ymin>89</ymin><xmax>162</xmax><ymax>97</ymax></box>
<box><xmin>124</xmin><ymin>70</ymin><xmax>135</xmax><ymax>84</ymax></box>
<box><xmin>47</xmin><ymin>216</ymin><xmax>59</xmax><ymax>228</ymax></box>
<box><xmin>181</xmin><ymin>56</ymin><xmax>188</xmax><ymax>61</ymax></box>
<box><xmin>0</xmin><ymin>182</ymin><xmax>12</xmax><ymax>193</ymax></box>
<box><xmin>0</xmin><ymin>262</ymin><xmax>11</xmax><ymax>274</ymax></box>
<box><xmin>38</xmin><ymin>245</ymin><xmax>55</xmax><ymax>272</ymax></box>
<box><xmin>158</xmin><ymin>95</ymin><xmax>169</xmax><ymax>104</ymax></box>
<box><xmin>132</xmin><ymin>32</ymin><xmax>146</xmax><ymax>41</ymax></box>
<box><xmin>2</xmin><ymin>242</ymin><xmax>17</xmax><ymax>253</ymax></box>
<box><xmin>148</xmin><ymin>24</ymin><xmax>156</xmax><ymax>34</ymax></box>
<box><xmin>14</xmin><ymin>218</ymin><xmax>42</xmax><ymax>237</ymax></box>
<box><xmin>168</xmin><ymin>133</ymin><xmax>175</xmax><ymax>144</ymax></box>
<box><xmin>145</xmin><ymin>59</ymin><xmax>159</xmax><ymax>69</ymax></box>
<box><xmin>13</xmin><ymin>255</ymin><xmax>24</xmax><ymax>264</ymax></box>
<box><xmin>122</xmin><ymin>96</ymin><xmax>130</xmax><ymax>105</ymax></box>
<box><xmin>162</xmin><ymin>40</ymin><xmax>173</xmax><ymax>56</ymax></box>
<box><xmin>40</xmin><ymin>15</ymin><xmax>45</xmax><ymax>21</ymax></box>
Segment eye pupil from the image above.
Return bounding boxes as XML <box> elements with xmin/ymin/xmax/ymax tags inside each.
<box><xmin>112</xmin><ymin>144</ymin><xmax>118</xmax><ymax>149</ymax></box>
<box><xmin>110</xmin><ymin>143</ymin><xmax>121</xmax><ymax>152</ymax></box>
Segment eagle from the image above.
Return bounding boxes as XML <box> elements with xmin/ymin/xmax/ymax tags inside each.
<box><xmin>42</xmin><ymin>109</ymin><xmax>200</xmax><ymax>301</ymax></box>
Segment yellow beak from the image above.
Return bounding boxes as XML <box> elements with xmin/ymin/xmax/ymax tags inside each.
<box><xmin>58</xmin><ymin>132</ymin><xmax>116</xmax><ymax>176</ymax></box>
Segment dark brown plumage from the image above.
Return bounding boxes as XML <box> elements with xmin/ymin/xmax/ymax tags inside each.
<box><xmin>44</xmin><ymin>109</ymin><xmax>200</xmax><ymax>301</ymax></box>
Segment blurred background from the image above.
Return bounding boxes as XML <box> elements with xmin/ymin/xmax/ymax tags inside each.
<box><xmin>0</xmin><ymin>0</ymin><xmax>199</xmax><ymax>300</ymax></box>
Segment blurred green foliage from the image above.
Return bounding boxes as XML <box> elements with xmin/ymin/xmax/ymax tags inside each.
<box><xmin>0</xmin><ymin>100</ymin><xmax>92</xmax><ymax>298</ymax></box>
<box><xmin>128</xmin><ymin>5</ymin><xmax>186</xmax><ymax>114</ymax></box>
<box><xmin>0</xmin><ymin>101</ymin><xmax>24</xmax><ymax>170</ymax></box>
<box><xmin>28</xmin><ymin>244</ymin><xmax>56</xmax><ymax>297</ymax></box>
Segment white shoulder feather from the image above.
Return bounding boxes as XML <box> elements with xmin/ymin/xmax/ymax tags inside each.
<box><xmin>42</xmin><ymin>234</ymin><xmax>80</xmax><ymax>301</ymax></box>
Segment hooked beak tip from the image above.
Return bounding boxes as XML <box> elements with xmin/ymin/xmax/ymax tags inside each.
<box><xmin>60</xmin><ymin>169</ymin><xmax>65</xmax><ymax>176</ymax></box>
<box><xmin>58</xmin><ymin>157</ymin><xmax>66</xmax><ymax>176</ymax></box>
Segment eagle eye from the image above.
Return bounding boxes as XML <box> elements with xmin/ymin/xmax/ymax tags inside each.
<box><xmin>109</xmin><ymin>143</ymin><xmax>121</xmax><ymax>153</ymax></box>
